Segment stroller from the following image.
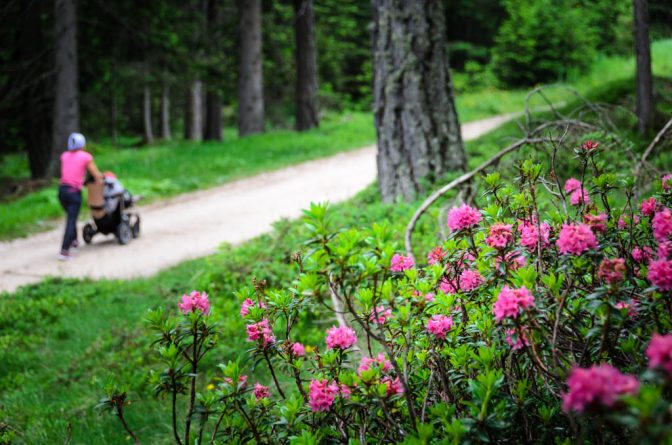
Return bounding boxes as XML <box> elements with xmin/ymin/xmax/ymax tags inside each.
<box><xmin>82</xmin><ymin>172</ymin><xmax>141</xmax><ymax>245</ymax></box>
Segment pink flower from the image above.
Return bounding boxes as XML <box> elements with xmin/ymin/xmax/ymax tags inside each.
<box><xmin>339</xmin><ymin>384</ymin><xmax>351</xmax><ymax>399</ymax></box>
<box><xmin>505</xmin><ymin>328</ymin><xmax>529</xmax><ymax>350</ymax></box>
<box><xmin>325</xmin><ymin>326</ymin><xmax>357</xmax><ymax>350</ymax></box>
<box><xmin>223</xmin><ymin>375</ymin><xmax>248</xmax><ymax>389</ymax></box>
<box><xmin>495</xmin><ymin>251</ymin><xmax>527</xmax><ymax>271</ymax></box>
<box><xmin>486</xmin><ymin>223</ymin><xmax>514</xmax><ymax>249</ymax></box>
<box><xmin>659</xmin><ymin>241</ymin><xmax>672</xmax><ymax>260</ymax></box>
<box><xmin>381</xmin><ymin>377</ymin><xmax>404</xmax><ymax>396</ymax></box>
<box><xmin>178</xmin><ymin>291</ymin><xmax>211</xmax><ymax>315</ymax></box>
<box><xmin>581</xmin><ymin>140</ymin><xmax>600</xmax><ymax>151</ymax></box>
<box><xmin>240</xmin><ymin>298</ymin><xmax>266</xmax><ymax>317</ymax></box>
<box><xmin>447</xmin><ymin>204</ymin><xmax>482</xmax><ymax>232</ymax></box>
<box><xmin>662</xmin><ymin>174</ymin><xmax>672</xmax><ymax>192</ymax></box>
<box><xmin>426</xmin><ymin>314</ymin><xmax>454</xmax><ymax>339</ymax></box>
<box><xmin>492</xmin><ymin>286</ymin><xmax>535</xmax><ymax>322</ymax></box>
<box><xmin>598</xmin><ymin>258</ymin><xmax>626</xmax><ymax>285</ymax></box>
<box><xmin>646</xmin><ymin>334</ymin><xmax>672</xmax><ymax>374</ymax></box>
<box><xmin>246</xmin><ymin>319</ymin><xmax>275</xmax><ymax>346</ymax></box>
<box><xmin>556</xmin><ymin>223</ymin><xmax>598</xmax><ymax>255</ymax></box>
<box><xmin>631</xmin><ymin>246</ymin><xmax>653</xmax><ymax>263</ymax></box>
<box><xmin>570</xmin><ymin>188</ymin><xmax>590</xmax><ymax>206</ymax></box>
<box><xmin>427</xmin><ymin>246</ymin><xmax>447</xmax><ymax>265</ymax></box>
<box><xmin>519</xmin><ymin>220</ymin><xmax>551</xmax><ymax>251</ymax></box>
<box><xmin>369</xmin><ymin>306</ymin><xmax>392</xmax><ymax>324</ymax></box>
<box><xmin>390</xmin><ymin>254</ymin><xmax>414</xmax><ymax>272</ymax></box>
<box><xmin>290</xmin><ymin>342</ymin><xmax>306</xmax><ymax>357</ymax></box>
<box><xmin>308</xmin><ymin>379</ymin><xmax>339</xmax><ymax>412</ymax></box>
<box><xmin>652</xmin><ymin>208</ymin><xmax>672</xmax><ymax>243</ymax></box>
<box><xmin>253</xmin><ymin>383</ymin><xmax>270</xmax><ymax>400</ymax></box>
<box><xmin>565</xmin><ymin>178</ymin><xmax>582</xmax><ymax>193</ymax></box>
<box><xmin>584</xmin><ymin>213</ymin><xmax>607</xmax><ymax>233</ymax></box>
<box><xmin>562</xmin><ymin>364</ymin><xmax>639</xmax><ymax>413</ymax></box>
<box><xmin>618</xmin><ymin>214</ymin><xmax>640</xmax><ymax>230</ymax></box>
<box><xmin>460</xmin><ymin>269</ymin><xmax>484</xmax><ymax>291</ymax></box>
<box><xmin>648</xmin><ymin>259</ymin><xmax>672</xmax><ymax>291</ymax></box>
<box><xmin>358</xmin><ymin>353</ymin><xmax>392</xmax><ymax>375</ymax></box>
<box><xmin>614</xmin><ymin>300</ymin><xmax>638</xmax><ymax>318</ymax></box>
<box><xmin>641</xmin><ymin>197</ymin><xmax>658</xmax><ymax>217</ymax></box>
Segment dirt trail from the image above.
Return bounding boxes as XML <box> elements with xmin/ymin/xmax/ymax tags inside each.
<box><xmin>0</xmin><ymin>113</ymin><xmax>516</xmax><ymax>293</ymax></box>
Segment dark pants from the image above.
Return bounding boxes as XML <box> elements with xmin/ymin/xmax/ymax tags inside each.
<box><xmin>58</xmin><ymin>185</ymin><xmax>82</xmax><ymax>251</ymax></box>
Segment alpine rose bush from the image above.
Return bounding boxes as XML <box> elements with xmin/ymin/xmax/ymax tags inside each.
<box><xmin>107</xmin><ymin>138</ymin><xmax>672</xmax><ymax>444</ymax></box>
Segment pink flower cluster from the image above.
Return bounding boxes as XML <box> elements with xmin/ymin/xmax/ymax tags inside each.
<box><xmin>178</xmin><ymin>291</ymin><xmax>211</xmax><ymax>315</ymax></box>
<box><xmin>632</xmin><ymin>246</ymin><xmax>653</xmax><ymax>263</ymax></box>
<box><xmin>492</xmin><ymin>286</ymin><xmax>535</xmax><ymax>322</ymax></box>
<box><xmin>495</xmin><ymin>251</ymin><xmax>526</xmax><ymax>271</ymax></box>
<box><xmin>223</xmin><ymin>375</ymin><xmax>248</xmax><ymax>389</ymax></box>
<box><xmin>486</xmin><ymin>223</ymin><xmax>513</xmax><ymax>249</ymax></box>
<box><xmin>646</xmin><ymin>334</ymin><xmax>672</xmax><ymax>374</ymax></box>
<box><xmin>598</xmin><ymin>258</ymin><xmax>626</xmax><ymax>285</ymax></box>
<box><xmin>390</xmin><ymin>254</ymin><xmax>414</xmax><ymax>272</ymax></box>
<box><xmin>426</xmin><ymin>314</ymin><xmax>454</xmax><ymax>339</ymax></box>
<box><xmin>505</xmin><ymin>328</ymin><xmax>529</xmax><ymax>350</ymax></box>
<box><xmin>308</xmin><ymin>379</ymin><xmax>339</xmax><ymax>412</ymax></box>
<box><xmin>325</xmin><ymin>326</ymin><xmax>357</xmax><ymax>350</ymax></box>
<box><xmin>369</xmin><ymin>306</ymin><xmax>392</xmax><ymax>324</ymax></box>
<box><xmin>240</xmin><ymin>298</ymin><xmax>266</xmax><ymax>317</ymax></box>
<box><xmin>663</xmin><ymin>174</ymin><xmax>672</xmax><ymax>192</ymax></box>
<box><xmin>565</xmin><ymin>178</ymin><xmax>590</xmax><ymax>206</ymax></box>
<box><xmin>556</xmin><ymin>223</ymin><xmax>598</xmax><ymax>255</ymax></box>
<box><xmin>641</xmin><ymin>197</ymin><xmax>658</xmax><ymax>217</ymax></box>
<box><xmin>648</xmin><ymin>259</ymin><xmax>672</xmax><ymax>291</ymax></box>
<box><xmin>581</xmin><ymin>140</ymin><xmax>600</xmax><ymax>151</ymax></box>
<box><xmin>652</xmin><ymin>208</ymin><xmax>672</xmax><ymax>243</ymax></box>
<box><xmin>447</xmin><ymin>204</ymin><xmax>481</xmax><ymax>232</ymax></box>
<box><xmin>253</xmin><ymin>383</ymin><xmax>270</xmax><ymax>400</ymax></box>
<box><xmin>562</xmin><ymin>364</ymin><xmax>639</xmax><ymax>413</ymax></box>
<box><xmin>246</xmin><ymin>319</ymin><xmax>275</xmax><ymax>346</ymax></box>
<box><xmin>614</xmin><ymin>300</ymin><xmax>638</xmax><ymax>318</ymax></box>
<box><xmin>427</xmin><ymin>246</ymin><xmax>447</xmax><ymax>265</ymax></box>
<box><xmin>382</xmin><ymin>376</ymin><xmax>404</xmax><ymax>396</ymax></box>
<box><xmin>290</xmin><ymin>342</ymin><xmax>306</xmax><ymax>357</ymax></box>
<box><xmin>519</xmin><ymin>220</ymin><xmax>550</xmax><ymax>251</ymax></box>
<box><xmin>439</xmin><ymin>270</ymin><xmax>484</xmax><ymax>295</ymax></box>
<box><xmin>358</xmin><ymin>353</ymin><xmax>392</xmax><ymax>375</ymax></box>
<box><xmin>617</xmin><ymin>214</ymin><xmax>640</xmax><ymax>230</ymax></box>
<box><xmin>584</xmin><ymin>213</ymin><xmax>607</xmax><ymax>233</ymax></box>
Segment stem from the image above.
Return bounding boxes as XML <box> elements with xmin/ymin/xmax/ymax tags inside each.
<box><xmin>184</xmin><ymin>323</ymin><xmax>198</xmax><ymax>445</ymax></box>
<box><xmin>171</xmin><ymin>373</ymin><xmax>183</xmax><ymax>445</ymax></box>
<box><xmin>263</xmin><ymin>351</ymin><xmax>286</xmax><ymax>399</ymax></box>
<box><xmin>236</xmin><ymin>402</ymin><xmax>263</xmax><ymax>443</ymax></box>
<box><xmin>115</xmin><ymin>405</ymin><xmax>140</xmax><ymax>445</ymax></box>
<box><xmin>209</xmin><ymin>410</ymin><xmax>226</xmax><ymax>445</ymax></box>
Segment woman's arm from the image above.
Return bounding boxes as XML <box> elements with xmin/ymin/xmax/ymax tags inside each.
<box><xmin>86</xmin><ymin>160</ymin><xmax>104</xmax><ymax>182</ymax></box>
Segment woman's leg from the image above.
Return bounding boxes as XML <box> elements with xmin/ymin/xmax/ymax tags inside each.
<box><xmin>59</xmin><ymin>187</ymin><xmax>82</xmax><ymax>252</ymax></box>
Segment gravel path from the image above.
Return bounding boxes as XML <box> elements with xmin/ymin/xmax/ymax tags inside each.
<box><xmin>0</xmin><ymin>113</ymin><xmax>516</xmax><ymax>293</ymax></box>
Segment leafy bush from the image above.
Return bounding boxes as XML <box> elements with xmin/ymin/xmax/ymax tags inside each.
<box><xmin>105</xmin><ymin>138</ymin><xmax>672</xmax><ymax>443</ymax></box>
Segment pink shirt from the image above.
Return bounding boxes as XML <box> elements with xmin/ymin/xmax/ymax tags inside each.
<box><xmin>60</xmin><ymin>150</ymin><xmax>93</xmax><ymax>190</ymax></box>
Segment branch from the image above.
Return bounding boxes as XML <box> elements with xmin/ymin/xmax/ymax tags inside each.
<box><xmin>634</xmin><ymin>117</ymin><xmax>672</xmax><ymax>179</ymax></box>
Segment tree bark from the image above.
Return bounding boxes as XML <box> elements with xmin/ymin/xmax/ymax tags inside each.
<box><xmin>20</xmin><ymin>0</ymin><xmax>51</xmax><ymax>178</ymax></box>
<box><xmin>185</xmin><ymin>80</ymin><xmax>203</xmax><ymax>140</ymax></box>
<box><xmin>372</xmin><ymin>0</ymin><xmax>466</xmax><ymax>203</ymax></box>
<box><xmin>204</xmin><ymin>0</ymin><xmax>223</xmax><ymax>141</ymax></box>
<box><xmin>294</xmin><ymin>0</ymin><xmax>319</xmax><ymax>131</ymax></box>
<box><xmin>237</xmin><ymin>0</ymin><xmax>264</xmax><ymax>136</ymax></box>
<box><xmin>143</xmin><ymin>85</ymin><xmax>154</xmax><ymax>144</ymax></box>
<box><xmin>633</xmin><ymin>0</ymin><xmax>654</xmax><ymax>134</ymax></box>
<box><xmin>51</xmin><ymin>0</ymin><xmax>80</xmax><ymax>176</ymax></box>
<box><xmin>161</xmin><ymin>83</ymin><xmax>171</xmax><ymax>140</ymax></box>
<box><xmin>204</xmin><ymin>91</ymin><xmax>222</xmax><ymax>141</ymax></box>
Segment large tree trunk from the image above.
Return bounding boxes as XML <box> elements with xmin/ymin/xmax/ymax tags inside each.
<box><xmin>185</xmin><ymin>80</ymin><xmax>203</xmax><ymax>140</ymax></box>
<box><xmin>204</xmin><ymin>91</ymin><xmax>222</xmax><ymax>141</ymax></box>
<box><xmin>237</xmin><ymin>0</ymin><xmax>264</xmax><ymax>136</ymax></box>
<box><xmin>633</xmin><ymin>0</ymin><xmax>654</xmax><ymax>134</ymax></box>
<box><xmin>51</xmin><ymin>0</ymin><xmax>80</xmax><ymax>176</ymax></box>
<box><xmin>372</xmin><ymin>0</ymin><xmax>466</xmax><ymax>203</ymax></box>
<box><xmin>294</xmin><ymin>0</ymin><xmax>319</xmax><ymax>131</ymax></box>
<box><xmin>143</xmin><ymin>85</ymin><xmax>154</xmax><ymax>144</ymax></box>
<box><xmin>161</xmin><ymin>83</ymin><xmax>171</xmax><ymax>140</ymax></box>
<box><xmin>20</xmin><ymin>0</ymin><xmax>51</xmax><ymax>178</ymax></box>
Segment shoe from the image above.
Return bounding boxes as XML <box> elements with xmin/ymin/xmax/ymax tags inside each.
<box><xmin>58</xmin><ymin>250</ymin><xmax>73</xmax><ymax>261</ymax></box>
<box><xmin>70</xmin><ymin>240</ymin><xmax>79</xmax><ymax>253</ymax></box>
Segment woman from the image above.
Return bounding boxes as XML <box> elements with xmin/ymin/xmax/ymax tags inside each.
<box><xmin>58</xmin><ymin>132</ymin><xmax>102</xmax><ymax>260</ymax></box>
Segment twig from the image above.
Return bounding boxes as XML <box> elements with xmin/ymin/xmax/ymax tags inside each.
<box><xmin>634</xmin><ymin>117</ymin><xmax>672</xmax><ymax>179</ymax></box>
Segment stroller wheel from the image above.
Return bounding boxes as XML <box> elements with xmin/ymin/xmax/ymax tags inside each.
<box><xmin>132</xmin><ymin>216</ymin><xmax>140</xmax><ymax>239</ymax></box>
<box><xmin>116</xmin><ymin>221</ymin><xmax>132</xmax><ymax>245</ymax></box>
<box><xmin>83</xmin><ymin>223</ymin><xmax>96</xmax><ymax>244</ymax></box>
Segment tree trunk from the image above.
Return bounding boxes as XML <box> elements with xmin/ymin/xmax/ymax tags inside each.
<box><xmin>143</xmin><ymin>85</ymin><xmax>154</xmax><ymax>144</ymax></box>
<box><xmin>294</xmin><ymin>0</ymin><xmax>319</xmax><ymax>131</ymax></box>
<box><xmin>372</xmin><ymin>0</ymin><xmax>466</xmax><ymax>203</ymax></box>
<box><xmin>161</xmin><ymin>83</ymin><xmax>171</xmax><ymax>140</ymax></box>
<box><xmin>633</xmin><ymin>0</ymin><xmax>654</xmax><ymax>134</ymax></box>
<box><xmin>51</xmin><ymin>0</ymin><xmax>80</xmax><ymax>176</ymax></box>
<box><xmin>20</xmin><ymin>0</ymin><xmax>51</xmax><ymax>178</ymax></box>
<box><xmin>204</xmin><ymin>91</ymin><xmax>222</xmax><ymax>141</ymax></box>
<box><xmin>185</xmin><ymin>80</ymin><xmax>203</xmax><ymax>140</ymax></box>
<box><xmin>237</xmin><ymin>0</ymin><xmax>264</xmax><ymax>136</ymax></box>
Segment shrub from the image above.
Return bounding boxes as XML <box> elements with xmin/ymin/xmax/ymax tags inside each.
<box><xmin>104</xmin><ymin>139</ymin><xmax>672</xmax><ymax>443</ymax></box>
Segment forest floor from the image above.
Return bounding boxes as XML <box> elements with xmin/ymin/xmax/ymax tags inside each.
<box><xmin>0</xmin><ymin>112</ymin><xmax>515</xmax><ymax>293</ymax></box>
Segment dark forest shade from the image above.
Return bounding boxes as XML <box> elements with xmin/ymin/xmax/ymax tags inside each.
<box><xmin>294</xmin><ymin>0</ymin><xmax>319</xmax><ymax>131</ymax></box>
<box><xmin>238</xmin><ymin>0</ymin><xmax>264</xmax><ymax>136</ymax></box>
<box><xmin>204</xmin><ymin>0</ymin><xmax>223</xmax><ymax>141</ymax></box>
<box><xmin>372</xmin><ymin>0</ymin><xmax>466</xmax><ymax>202</ymax></box>
<box><xmin>51</xmin><ymin>0</ymin><xmax>80</xmax><ymax>176</ymax></box>
<box><xmin>161</xmin><ymin>83</ymin><xmax>171</xmax><ymax>141</ymax></box>
<box><xmin>634</xmin><ymin>0</ymin><xmax>654</xmax><ymax>134</ymax></box>
<box><xmin>143</xmin><ymin>85</ymin><xmax>154</xmax><ymax>144</ymax></box>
